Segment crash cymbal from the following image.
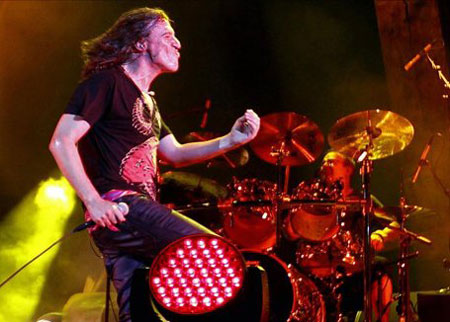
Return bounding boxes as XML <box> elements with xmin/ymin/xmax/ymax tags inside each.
<box><xmin>328</xmin><ymin>109</ymin><xmax>414</xmax><ymax>160</ymax></box>
<box><xmin>182</xmin><ymin>132</ymin><xmax>249</xmax><ymax>168</ymax></box>
<box><xmin>250</xmin><ymin>112</ymin><xmax>324</xmax><ymax>166</ymax></box>
<box><xmin>160</xmin><ymin>171</ymin><xmax>228</xmax><ymax>200</ymax></box>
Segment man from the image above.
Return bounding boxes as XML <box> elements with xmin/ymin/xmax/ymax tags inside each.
<box><xmin>49</xmin><ymin>8</ymin><xmax>260</xmax><ymax>321</ymax></box>
<box><xmin>286</xmin><ymin>151</ymin><xmax>397</xmax><ymax>321</ymax></box>
<box><xmin>318</xmin><ymin>151</ymin><xmax>397</xmax><ymax>251</ymax></box>
<box><xmin>319</xmin><ymin>151</ymin><xmax>396</xmax><ymax>321</ymax></box>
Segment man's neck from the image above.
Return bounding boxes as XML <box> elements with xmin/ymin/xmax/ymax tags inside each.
<box><xmin>122</xmin><ymin>54</ymin><xmax>160</xmax><ymax>92</ymax></box>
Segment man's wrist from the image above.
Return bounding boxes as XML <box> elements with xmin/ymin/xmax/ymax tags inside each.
<box><xmin>218</xmin><ymin>134</ymin><xmax>233</xmax><ymax>150</ymax></box>
<box><xmin>83</xmin><ymin>193</ymin><xmax>103</xmax><ymax>208</ymax></box>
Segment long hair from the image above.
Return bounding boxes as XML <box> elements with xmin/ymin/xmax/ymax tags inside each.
<box><xmin>80</xmin><ymin>7</ymin><xmax>169</xmax><ymax>79</ymax></box>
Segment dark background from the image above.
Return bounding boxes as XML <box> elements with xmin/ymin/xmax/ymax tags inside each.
<box><xmin>0</xmin><ymin>0</ymin><xmax>449</xmax><ymax>318</ymax></box>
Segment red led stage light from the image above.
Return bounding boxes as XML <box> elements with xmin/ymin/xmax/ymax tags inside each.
<box><xmin>149</xmin><ymin>234</ymin><xmax>246</xmax><ymax>315</ymax></box>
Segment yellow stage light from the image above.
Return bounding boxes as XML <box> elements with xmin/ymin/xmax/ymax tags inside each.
<box><xmin>0</xmin><ymin>175</ymin><xmax>76</xmax><ymax>321</ymax></box>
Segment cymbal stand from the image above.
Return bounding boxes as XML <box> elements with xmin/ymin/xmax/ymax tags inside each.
<box><xmin>359</xmin><ymin>110</ymin><xmax>376</xmax><ymax>322</ymax></box>
<box><xmin>394</xmin><ymin>198</ymin><xmax>433</xmax><ymax>321</ymax></box>
<box><xmin>270</xmin><ymin>141</ymin><xmax>291</xmax><ymax>250</ymax></box>
<box><xmin>425</xmin><ymin>52</ymin><xmax>450</xmax><ymax>277</ymax></box>
<box><xmin>396</xmin><ymin>197</ymin><xmax>413</xmax><ymax>322</ymax></box>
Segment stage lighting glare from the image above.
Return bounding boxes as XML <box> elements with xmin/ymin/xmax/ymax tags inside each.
<box><xmin>34</xmin><ymin>177</ymin><xmax>75</xmax><ymax>213</ymax></box>
<box><xmin>0</xmin><ymin>174</ymin><xmax>76</xmax><ymax>321</ymax></box>
<box><xmin>149</xmin><ymin>234</ymin><xmax>245</xmax><ymax>315</ymax></box>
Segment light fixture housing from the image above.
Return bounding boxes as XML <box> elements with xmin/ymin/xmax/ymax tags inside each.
<box><xmin>148</xmin><ymin>234</ymin><xmax>246</xmax><ymax>316</ymax></box>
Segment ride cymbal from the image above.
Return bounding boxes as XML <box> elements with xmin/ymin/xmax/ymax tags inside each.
<box><xmin>328</xmin><ymin>109</ymin><xmax>414</xmax><ymax>160</ymax></box>
<box><xmin>250</xmin><ymin>112</ymin><xmax>324</xmax><ymax>166</ymax></box>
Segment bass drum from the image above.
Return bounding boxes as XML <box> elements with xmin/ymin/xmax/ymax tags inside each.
<box><xmin>242</xmin><ymin>250</ymin><xmax>326</xmax><ymax>322</ymax></box>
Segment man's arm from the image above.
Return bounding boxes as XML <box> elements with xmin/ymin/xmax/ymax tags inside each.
<box><xmin>158</xmin><ymin>109</ymin><xmax>260</xmax><ymax>167</ymax></box>
<box><xmin>49</xmin><ymin>114</ymin><xmax>125</xmax><ymax>228</ymax></box>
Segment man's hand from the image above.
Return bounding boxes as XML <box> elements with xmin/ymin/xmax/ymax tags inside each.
<box><xmin>229</xmin><ymin>109</ymin><xmax>260</xmax><ymax>146</ymax></box>
<box><xmin>86</xmin><ymin>198</ymin><xmax>128</xmax><ymax>231</ymax></box>
<box><xmin>371</xmin><ymin>232</ymin><xmax>385</xmax><ymax>252</ymax></box>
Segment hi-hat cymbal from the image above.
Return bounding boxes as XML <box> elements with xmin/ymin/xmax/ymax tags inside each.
<box><xmin>182</xmin><ymin>132</ymin><xmax>249</xmax><ymax>168</ymax></box>
<box><xmin>374</xmin><ymin>205</ymin><xmax>424</xmax><ymax>223</ymax></box>
<box><xmin>328</xmin><ymin>109</ymin><xmax>414</xmax><ymax>160</ymax></box>
<box><xmin>250</xmin><ymin>112</ymin><xmax>324</xmax><ymax>166</ymax></box>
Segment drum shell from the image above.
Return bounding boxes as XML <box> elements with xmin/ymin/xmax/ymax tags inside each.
<box><xmin>222</xmin><ymin>178</ymin><xmax>277</xmax><ymax>251</ymax></box>
<box><xmin>242</xmin><ymin>250</ymin><xmax>326</xmax><ymax>322</ymax></box>
<box><xmin>286</xmin><ymin>179</ymin><xmax>342</xmax><ymax>242</ymax></box>
<box><xmin>287</xmin><ymin>205</ymin><xmax>340</xmax><ymax>242</ymax></box>
<box><xmin>295</xmin><ymin>230</ymin><xmax>363</xmax><ymax>278</ymax></box>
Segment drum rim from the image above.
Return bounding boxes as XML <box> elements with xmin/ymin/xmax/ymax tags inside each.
<box><xmin>241</xmin><ymin>249</ymin><xmax>326</xmax><ymax>322</ymax></box>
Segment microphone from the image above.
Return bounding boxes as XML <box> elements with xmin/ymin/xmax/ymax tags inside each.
<box><xmin>404</xmin><ymin>42</ymin><xmax>434</xmax><ymax>71</ymax></box>
<box><xmin>72</xmin><ymin>202</ymin><xmax>129</xmax><ymax>233</ymax></box>
<box><xmin>411</xmin><ymin>132</ymin><xmax>441</xmax><ymax>183</ymax></box>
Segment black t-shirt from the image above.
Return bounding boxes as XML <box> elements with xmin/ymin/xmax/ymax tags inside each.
<box><xmin>65</xmin><ymin>67</ymin><xmax>171</xmax><ymax>200</ymax></box>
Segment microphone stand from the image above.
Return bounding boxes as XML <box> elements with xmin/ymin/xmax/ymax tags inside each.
<box><xmin>426</xmin><ymin>155</ymin><xmax>450</xmax><ymax>201</ymax></box>
<box><xmin>424</xmin><ymin>52</ymin><xmax>450</xmax><ymax>274</ymax></box>
<box><xmin>0</xmin><ymin>223</ymin><xmax>92</xmax><ymax>290</ymax></box>
<box><xmin>270</xmin><ymin>141</ymin><xmax>291</xmax><ymax>251</ymax></box>
<box><xmin>425</xmin><ymin>54</ymin><xmax>450</xmax><ymax>94</ymax></box>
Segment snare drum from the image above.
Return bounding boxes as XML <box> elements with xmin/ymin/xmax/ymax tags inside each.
<box><xmin>286</xmin><ymin>179</ymin><xmax>342</xmax><ymax>242</ymax></box>
<box><xmin>222</xmin><ymin>178</ymin><xmax>277</xmax><ymax>250</ymax></box>
<box><xmin>243</xmin><ymin>250</ymin><xmax>326</xmax><ymax>322</ymax></box>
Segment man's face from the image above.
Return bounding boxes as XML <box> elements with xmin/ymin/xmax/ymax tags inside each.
<box><xmin>320</xmin><ymin>156</ymin><xmax>353</xmax><ymax>183</ymax></box>
<box><xmin>145</xmin><ymin>20</ymin><xmax>181</xmax><ymax>73</ymax></box>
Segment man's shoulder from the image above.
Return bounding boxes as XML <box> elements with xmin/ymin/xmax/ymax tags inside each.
<box><xmin>80</xmin><ymin>67</ymin><xmax>120</xmax><ymax>87</ymax></box>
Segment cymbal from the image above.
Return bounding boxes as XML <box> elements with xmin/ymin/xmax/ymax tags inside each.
<box><xmin>328</xmin><ymin>109</ymin><xmax>414</xmax><ymax>160</ymax></box>
<box><xmin>160</xmin><ymin>171</ymin><xmax>228</xmax><ymax>200</ymax></box>
<box><xmin>182</xmin><ymin>132</ymin><xmax>249</xmax><ymax>168</ymax></box>
<box><xmin>249</xmin><ymin>112</ymin><xmax>324</xmax><ymax>166</ymax></box>
<box><xmin>374</xmin><ymin>205</ymin><xmax>424</xmax><ymax>223</ymax></box>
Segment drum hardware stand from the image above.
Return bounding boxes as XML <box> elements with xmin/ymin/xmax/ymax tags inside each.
<box><xmin>316</xmin><ymin>271</ymin><xmax>345</xmax><ymax>322</ymax></box>
<box><xmin>358</xmin><ymin>110</ymin><xmax>379</xmax><ymax>322</ymax></box>
<box><xmin>375</xmin><ymin>198</ymin><xmax>431</xmax><ymax>321</ymax></box>
<box><xmin>323</xmin><ymin>244</ymin><xmax>346</xmax><ymax>322</ymax></box>
<box><xmin>397</xmin><ymin>196</ymin><xmax>414</xmax><ymax>322</ymax></box>
<box><xmin>395</xmin><ymin>198</ymin><xmax>431</xmax><ymax>322</ymax></box>
<box><xmin>270</xmin><ymin>141</ymin><xmax>292</xmax><ymax>251</ymax></box>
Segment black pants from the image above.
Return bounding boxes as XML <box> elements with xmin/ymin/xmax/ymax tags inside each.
<box><xmin>91</xmin><ymin>194</ymin><xmax>214</xmax><ymax>322</ymax></box>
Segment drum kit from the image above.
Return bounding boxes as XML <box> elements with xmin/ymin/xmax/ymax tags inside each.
<box><xmin>161</xmin><ymin>109</ymin><xmax>433</xmax><ymax>321</ymax></box>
